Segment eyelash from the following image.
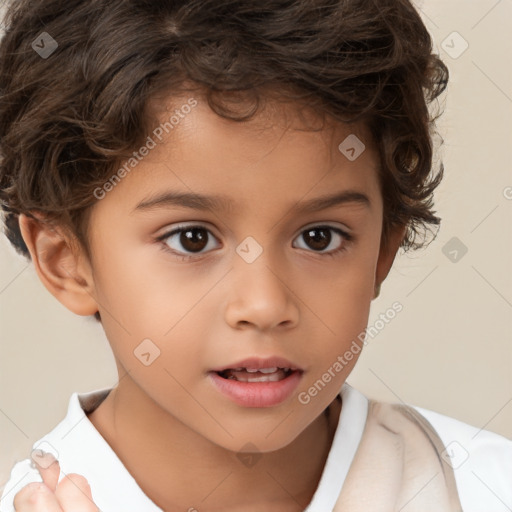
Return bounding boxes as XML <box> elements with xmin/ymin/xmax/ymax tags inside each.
<box><xmin>156</xmin><ymin>224</ymin><xmax>354</xmax><ymax>261</ymax></box>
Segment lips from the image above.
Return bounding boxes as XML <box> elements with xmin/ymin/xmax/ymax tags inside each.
<box><xmin>208</xmin><ymin>356</ymin><xmax>304</xmax><ymax>407</ymax></box>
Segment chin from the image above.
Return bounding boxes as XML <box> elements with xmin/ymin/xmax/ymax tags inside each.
<box><xmin>202</xmin><ymin>417</ymin><xmax>311</xmax><ymax>455</ymax></box>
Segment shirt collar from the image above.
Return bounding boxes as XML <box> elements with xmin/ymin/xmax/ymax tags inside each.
<box><xmin>304</xmin><ymin>383</ymin><xmax>369</xmax><ymax>512</ymax></box>
<box><xmin>42</xmin><ymin>387</ymin><xmax>164</xmax><ymax>511</ymax></box>
<box><xmin>38</xmin><ymin>382</ymin><xmax>367</xmax><ymax>512</ymax></box>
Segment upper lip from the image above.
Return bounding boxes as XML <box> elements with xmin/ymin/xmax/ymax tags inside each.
<box><xmin>210</xmin><ymin>357</ymin><xmax>303</xmax><ymax>372</ymax></box>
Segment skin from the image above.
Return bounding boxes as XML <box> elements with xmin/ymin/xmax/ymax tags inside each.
<box><xmin>17</xmin><ymin>95</ymin><xmax>404</xmax><ymax>512</ymax></box>
<box><xmin>13</xmin><ymin>460</ymin><xmax>98</xmax><ymax>512</ymax></box>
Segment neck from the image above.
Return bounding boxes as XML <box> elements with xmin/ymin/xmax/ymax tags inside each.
<box><xmin>87</xmin><ymin>374</ymin><xmax>341</xmax><ymax>512</ymax></box>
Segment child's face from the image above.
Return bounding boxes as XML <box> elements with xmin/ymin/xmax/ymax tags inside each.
<box><xmin>83</xmin><ymin>95</ymin><xmax>394</xmax><ymax>452</ymax></box>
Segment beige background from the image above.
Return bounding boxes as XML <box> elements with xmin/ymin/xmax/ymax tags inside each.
<box><xmin>1</xmin><ymin>0</ymin><xmax>511</xmax><ymax>490</ymax></box>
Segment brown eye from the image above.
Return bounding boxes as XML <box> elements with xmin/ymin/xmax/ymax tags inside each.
<box><xmin>161</xmin><ymin>225</ymin><xmax>219</xmax><ymax>256</ymax></box>
<box><xmin>179</xmin><ymin>227</ymin><xmax>208</xmax><ymax>252</ymax></box>
<box><xmin>293</xmin><ymin>225</ymin><xmax>350</xmax><ymax>255</ymax></box>
<box><xmin>303</xmin><ymin>227</ymin><xmax>332</xmax><ymax>251</ymax></box>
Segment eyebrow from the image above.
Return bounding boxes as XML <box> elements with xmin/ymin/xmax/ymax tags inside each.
<box><xmin>133</xmin><ymin>189</ymin><xmax>370</xmax><ymax>214</ymax></box>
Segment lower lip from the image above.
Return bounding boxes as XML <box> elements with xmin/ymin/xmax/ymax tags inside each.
<box><xmin>208</xmin><ymin>370</ymin><xmax>303</xmax><ymax>408</ymax></box>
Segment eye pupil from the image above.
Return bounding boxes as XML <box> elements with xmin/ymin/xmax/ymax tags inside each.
<box><xmin>181</xmin><ymin>228</ymin><xmax>208</xmax><ymax>252</ymax></box>
<box><xmin>304</xmin><ymin>228</ymin><xmax>331</xmax><ymax>251</ymax></box>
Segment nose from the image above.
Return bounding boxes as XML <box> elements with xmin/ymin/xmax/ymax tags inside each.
<box><xmin>224</xmin><ymin>253</ymin><xmax>300</xmax><ymax>332</ymax></box>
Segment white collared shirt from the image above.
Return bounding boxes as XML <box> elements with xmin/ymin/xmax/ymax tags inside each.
<box><xmin>1</xmin><ymin>384</ymin><xmax>511</xmax><ymax>512</ymax></box>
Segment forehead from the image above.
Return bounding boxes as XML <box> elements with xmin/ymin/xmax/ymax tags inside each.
<box><xmin>147</xmin><ymin>92</ymin><xmax>375</xmax><ymax>163</ymax></box>
<box><xmin>95</xmin><ymin>93</ymin><xmax>382</xmax><ymax>219</ymax></box>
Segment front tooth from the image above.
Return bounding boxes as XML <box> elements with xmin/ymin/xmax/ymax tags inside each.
<box><xmin>259</xmin><ymin>367</ymin><xmax>278</xmax><ymax>374</ymax></box>
<box><xmin>245</xmin><ymin>368</ymin><xmax>259</xmax><ymax>373</ymax></box>
<box><xmin>246</xmin><ymin>373</ymin><xmax>281</xmax><ymax>382</ymax></box>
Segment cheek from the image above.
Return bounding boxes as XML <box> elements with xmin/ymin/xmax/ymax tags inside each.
<box><xmin>294</xmin><ymin>243</ymin><xmax>378</xmax><ymax>374</ymax></box>
<box><xmin>300</xmin><ymin>247</ymin><xmax>377</xmax><ymax>327</ymax></box>
<box><xmin>91</xmin><ymin>246</ymin><xmax>218</xmax><ymax>373</ymax></box>
<box><xmin>90</xmin><ymin>238</ymin><xmax>191</xmax><ymax>331</ymax></box>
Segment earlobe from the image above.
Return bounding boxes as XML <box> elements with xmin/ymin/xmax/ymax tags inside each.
<box><xmin>373</xmin><ymin>224</ymin><xmax>406</xmax><ymax>299</ymax></box>
<box><xmin>18</xmin><ymin>214</ymin><xmax>99</xmax><ymax>316</ymax></box>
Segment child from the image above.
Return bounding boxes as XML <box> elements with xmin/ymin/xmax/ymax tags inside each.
<box><xmin>0</xmin><ymin>0</ymin><xmax>511</xmax><ymax>511</ymax></box>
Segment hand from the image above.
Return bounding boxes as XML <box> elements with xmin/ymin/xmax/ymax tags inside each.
<box><xmin>13</xmin><ymin>454</ymin><xmax>99</xmax><ymax>512</ymax></box>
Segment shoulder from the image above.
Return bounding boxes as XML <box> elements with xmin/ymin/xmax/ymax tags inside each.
<box><xmin>413</xmin><ymin>405</ymin><xmax>512</xmax><ymax>512</ymax></box>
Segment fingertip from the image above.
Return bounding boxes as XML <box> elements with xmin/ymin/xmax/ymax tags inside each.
<box><xmin>58</xmin><ymin>473</ymin><xmax>92</xmax><ymax>495</ymax></box>
<box><xmin>35</xmin><ymin>457</ymin><xmax>59</xmax><ymax>472</ymax></box>
<box><xmin>55</xmin><ymin>474</ymin><xmax>98</xmax><ymax>511</ymax></box>
<box><xmin>67</xmin><ymin>473</ymin><xmax>91</xmax><ymax>485</ymax></box>
<box><xmin>35</xmin><ymin>457</ymin><xmax>61</xmax><ymax>492</ymax></box>
<box><xmin>31</xmin><ymin>448</ymin><xmax>57</xmax><ymax>470</ymax></box>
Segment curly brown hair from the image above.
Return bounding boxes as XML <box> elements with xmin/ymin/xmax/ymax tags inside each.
<box><xmin>0</xmin><ymin>0</ymin><xmax>448</xmax><ymax>262</ymax></box>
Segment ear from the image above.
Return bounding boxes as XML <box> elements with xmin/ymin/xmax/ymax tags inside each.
<box><xmin>18</xmin><ymin>214</ymin><xmax>99</xmax><ymax>316</ymax></box>
<box><xmin>374</xmin><ymin>224</ymin><xmax>406</xmax><ymax>299</ymax></box>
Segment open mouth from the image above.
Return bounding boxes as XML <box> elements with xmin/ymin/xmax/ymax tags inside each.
<box><xmin>216</xmin><ymin>367</ymin><xmax>298</xmax><ymax>383</ymax></box>
<box><xmin>209</xmin><ymin>359</ymin><xmax>304</xmax><ymax>407</ymax></box>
